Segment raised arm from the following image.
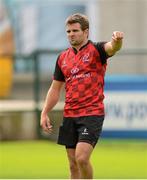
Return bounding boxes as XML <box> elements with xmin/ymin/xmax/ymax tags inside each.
<box><xmin>40</xmin><ymin>80</ymin><xmax>64</xmax><ymax>133</ymax></box>
<box><xmin>104</xmin><ymin>31</ymin><xmax>124</xmax><ymax>56</ymax></box>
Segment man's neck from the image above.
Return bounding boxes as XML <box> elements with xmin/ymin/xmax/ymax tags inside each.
<box><xmin>72</xmin><ymin>39</ymin><xmax>89</xmax><ymax>51</ymax></box>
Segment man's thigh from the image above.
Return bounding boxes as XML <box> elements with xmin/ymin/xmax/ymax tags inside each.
<box><xmin>75</xmin><ymin>142</ymin><xmax>94</xmax><ymax>161</ymax></box>
<box><xmin>76</xmin><ymin>115</ymin><xmax>104</xmax><ymax>147</ymax></box>
<box><xmin>58</xmin><ymin>117</ymin><xmax>78</xmax><ymax>147</ymax></box>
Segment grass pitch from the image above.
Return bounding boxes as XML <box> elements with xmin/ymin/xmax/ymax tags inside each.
<box><xmin>0</xmin><ymin>139</ymin><xmax>147</xmax><ymax>179</ymax></box>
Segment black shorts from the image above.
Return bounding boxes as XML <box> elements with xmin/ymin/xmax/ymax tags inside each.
<box><xmin>57</xmin><ymin>115</ymin><xmax>104</xmax><ymax>148</ymax></box>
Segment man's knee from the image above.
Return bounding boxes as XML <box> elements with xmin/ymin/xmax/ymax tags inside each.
<box><xmin>69</xmin><ymin>160</ymin><xmax>79</xmax><ymax>172</ymax></box>
<box><xmin>76</xmin><ymin>154</ymin><xmax>88</xmax><ymax>167</ymax></box>
<box><xmin>75</xmin><ymin>142</ymin><xmax>93</xmax><ymax>167</ymax></box>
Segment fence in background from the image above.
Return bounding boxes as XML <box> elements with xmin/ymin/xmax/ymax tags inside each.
<box><xmin>0</xmin><ymin>49</ymin><xmax>147</xmax><ymax>140</ymax></box>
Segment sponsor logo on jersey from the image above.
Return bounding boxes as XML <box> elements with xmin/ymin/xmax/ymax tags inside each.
<box><xmin>71</xmin><ymin>67</ymin><xmax>79</xmax><ymax>74</ymax></box>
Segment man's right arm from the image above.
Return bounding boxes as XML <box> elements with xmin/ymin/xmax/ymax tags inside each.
<box><xmin>40</xmin><ymin>80</ymin><xmax>64</xmax><ymax>133</ymax></box>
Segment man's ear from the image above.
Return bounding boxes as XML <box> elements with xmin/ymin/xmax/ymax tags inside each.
<box><xmin>84</xmin><ymin>28</ymin><xmax>89</xmax><ymax>37</ymax></box>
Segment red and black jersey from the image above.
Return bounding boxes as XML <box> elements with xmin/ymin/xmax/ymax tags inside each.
<box><xmin>53</xmin><ymin>40</ymin><xmax>111</xmax><ymax>117</ymax></box>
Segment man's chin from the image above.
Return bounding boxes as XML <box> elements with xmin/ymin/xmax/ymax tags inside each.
<box><xmin>70</xmin><ymin>41</ymin><xmax>78</xmax><ymax>46</ymax></box>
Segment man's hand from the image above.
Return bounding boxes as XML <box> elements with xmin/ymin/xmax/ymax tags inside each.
<box><xmin>40</xmin><ymin>113</ymin><xmax>53</xmax><ymax>134</ymax></box>
<box><xmin>112</xmin><ymin>31</ymin><xmax>124</xmax><ymax>41</ymax></box>
<box><xmin>105</xmin><ymin>31</ymin><xmax>124</xmax><ymax>56</ymax></box>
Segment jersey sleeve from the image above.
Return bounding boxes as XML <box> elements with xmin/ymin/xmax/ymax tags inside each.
<box><xmin>94</xmin><ymin>42</ymin><xmax>111</xmax><ymax>65</ymax></box>
<box><xmin>53</xmin><ymin>56</ymin><xmax>65</xmax><ymax>82</ymax></box>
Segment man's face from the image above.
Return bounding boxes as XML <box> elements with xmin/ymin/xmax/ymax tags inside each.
<box><xmin>66</xmin><ymin>23</ymin><xmax>88</xmax><ymax>46</ymax></box>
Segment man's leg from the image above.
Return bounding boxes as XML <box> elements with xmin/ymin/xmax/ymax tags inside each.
<box><xmin>75</xmin><ymin>142</ymin><xmax>94</xmax><ymax>179</ymax></box>
<box><xmin>66</xmin><ymin>148</ymin><xmax>80</xmax><ymax>179</ymax></box>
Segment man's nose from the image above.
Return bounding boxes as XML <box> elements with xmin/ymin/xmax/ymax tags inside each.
<box><xmin>69</xmin><ymin>31</ymin><xmax>74</xmax><ymax>36</ymax></box>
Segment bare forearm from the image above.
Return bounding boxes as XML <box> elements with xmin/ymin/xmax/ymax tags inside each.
<box><xmin>41</xmin><ymin>88</ymin><xmax>59</xmax><ymax>115</ymax></box>
<box><xmin>105</xmin><ymin>31</ymin><xmax>124</xmax><ymax>56</ymax></box>
<box><xmin>41</xmin><ymin>80</ymin><xmax>64</xmax><ymax>115</ymax></box>
<box><xmin>40</xmin><ymin>80</ymin><xmax>63</xmax><ymax>133</ymax></box>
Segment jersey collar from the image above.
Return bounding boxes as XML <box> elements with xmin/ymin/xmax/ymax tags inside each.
<box><xmin>72</xmin><ymin>40</ymin><xmax>90</xmax><ymax>54</ymax></box>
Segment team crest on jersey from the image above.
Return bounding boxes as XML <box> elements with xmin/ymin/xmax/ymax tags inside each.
<box><xmin>82</xmin><ymin>53</ymin><xmax>90</xmax><ymax>62</ymax></box>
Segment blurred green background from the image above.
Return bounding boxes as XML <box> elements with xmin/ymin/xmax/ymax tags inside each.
<box><xmin>0</xmin><ymin>139</ymin><xmax>147</xmax><ymax>179</ymax></box>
